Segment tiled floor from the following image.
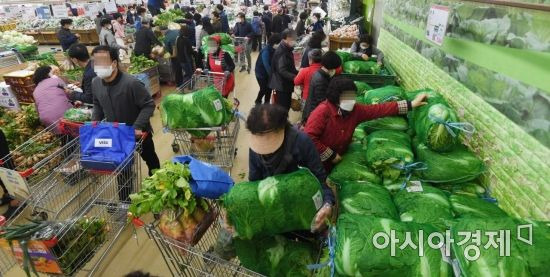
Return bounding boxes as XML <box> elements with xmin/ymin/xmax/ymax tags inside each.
<box><xmin>2</xmin><ymin>50</ymin><xmax>303</xmax><ymax>276</ymax></box>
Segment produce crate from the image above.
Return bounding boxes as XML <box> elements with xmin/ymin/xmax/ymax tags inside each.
<box><xmin>157</xmin><ymin>57</ymin><xmax>175</xmax><ymax>84</ymax></box>
<box><xmin>3</xmin><ymin>70</ymin><xmax>35</xmax><ymax>103</ymax></box>
<box><xmin>133</xmin><ymin>66</ymin><xmax>161</xmax><ymax>96</ymax></box>
<box><xmin>340</xmin><ymin>62</ymin><xmax>398</xmax><ymax>88</ymax></box>
<box><xmin>75</xmin><ymin>29</ymin><xmax>99</xmax><ymax>45</ymax></box>
<box><xmin>329</xmin><ymin>36</ymin><xmax>356</xmax><ymax>51</ymax></box>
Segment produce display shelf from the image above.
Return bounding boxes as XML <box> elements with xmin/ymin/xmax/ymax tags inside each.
<box><xmin>329</xmin><ymin>35</ymin><xmax>356</xmax><ymax>51</ymax></box>
<box><xmin>340</xmin><ymin>62</ymin><xmax>399</xmax><ymax>88</ymax></box>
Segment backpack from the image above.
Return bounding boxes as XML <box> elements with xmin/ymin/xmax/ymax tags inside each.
<box><xmin>252</xmin><ymin>17</ymin><xmax>262</xmax><ymax>35</ymax></box>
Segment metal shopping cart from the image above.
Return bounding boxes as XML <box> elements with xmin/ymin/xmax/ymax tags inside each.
<box><xmin>233</xmin><ymin>36</ymin><xmax>250</xmax><ymax>70</ymax></box>
<box><xmin>169</xmin><ymin>71</ymin><xmax>240</xmax><ymax>172</ymax></box>
<box><xmin>144</xmin><ymin>202</ymin><xmax>264</xmax><ymax>277</ymax></box>
<box><xmin>0</xmin><ymin>132</ymin><xmax>146</xmax><ymax>276</ymax></box>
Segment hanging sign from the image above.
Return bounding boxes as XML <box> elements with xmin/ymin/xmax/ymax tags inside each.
<box><xmin>425</xmin><ymin>5</ymin><xmax>450</xmax><ymax>46</ymax></box>
<box><xmin>105</xmin><ymin>2</ymin><xmax>118</xmax><ymax>14</ymax></box>
<box><xmin>84</xmin><ymin>3</ymin><xmax>99</xmax><ymax>17</ymax></box>
<box><xmin>51</xmin><ymin>4</ymin><xmax>68</xmax><ymax>18</ymax></box>
<box><xmin>36</xmin><ymin>6</ymin><xmax>52</xmax><ymax>19</ymax></box>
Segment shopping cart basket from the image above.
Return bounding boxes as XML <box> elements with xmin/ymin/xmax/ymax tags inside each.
<box><xmin>169</xmin><ymin>71</ymin><xmax>240</xmax><ymax>171</ymax></box>
<box><xmin>0</xmin><ymin>120</ymin><xmax>78</xmax><ymax>200</ymax></box>
<box><xmin>233</xmin><ymin>36</ymin><xmax>250</xmax><ymax>70</ymax></box>
<box><xmin>0</xmin><ymin>133</ymin><xmax>146</xmax><ymax>276</ymax></box>
<box><xmin>57</xmin><ymin>104</ymin><xmax>94</xmax><ymax>138</ymax></box>
<box><xmin>144</xmin><ymin>202</ymin><xmax>263</xmax><ymax>277</ymax></box>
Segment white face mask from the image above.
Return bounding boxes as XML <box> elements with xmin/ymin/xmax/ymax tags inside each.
<box><xmin>208</xmin><ymin>47</ymin><xmax>218</xmax><ymax>54</ymax></box>
<box><xmin>273</xmin><ymin>43</ymin><xmax>279</xmax><ymax>49</ymax></box>
<box><xmin>328</xmin><ymin>69</ymin><xmax>336</xmax><ymax>77</ymax></box>
<box><xmin>339</xmin><ymin>100</ymin><xmax>356</xmax><ymax>111</ymax></box>
<box><xmin>94</xmin><ymin>65</ymin><xmax>114</xmax><ymax>79</ymax></box>
<box><xmin>360</xmin><ymin>43</ymin><xmax>368</xmax><ymax>50</ymax></box>
<box><xmin>312</xmin><ymin>18</ymin><xmax>318</xmax><ymax>23</ymax></box>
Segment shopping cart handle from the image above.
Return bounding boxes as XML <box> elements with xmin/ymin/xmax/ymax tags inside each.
<box><xmin>20</xmin><ymin>168</ymin><xmax>35</xmax><ymax>178</ymax></box>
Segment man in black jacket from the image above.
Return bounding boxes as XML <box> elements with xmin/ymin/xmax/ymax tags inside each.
<box><xmin>271</xmin><ymin>9</ymin><xmax>286</xmax><ymax>35</ymax></box>
<box><xmin>67</xmin><ymin>44</ymin><xmax>96</xmax><ymax>104</ymax></box>
<box><xmin>57</xmin><ymin>19</ymin><xmax>80</xmax><ymax>51</ymax></box>
<box><xmin>269</xmin><ymin>29</ymin><xmax>298</xmax><ymax>110</ymax></box>
<box><xmin>133</xmin><ymin>19</ymin><xmax>161</xmax><ymax>58</ymax></box>
<box><xmin>232</xmin><ymin>13</ymin><xmax>253</xmax><ymax>73</ymax></box>
<box><xmin>302</xmin><ymin>51</ymin><xmax>342</xmax><ymax>123</ymax></box>
<box><xmin>262</xmin><ymin>5</ymin><xmax>272</xmax><ymax>43</ymax></box>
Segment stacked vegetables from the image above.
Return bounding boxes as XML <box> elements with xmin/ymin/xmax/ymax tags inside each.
<box><xmin>0</xmin><ymin>30</ymin><xmax>37</xmax><ymax>55</ymax></box>
<box><xmin>153</xmin><ymin>9</ymin><xmax>184</xmax><ymax>28</ymax></box>
<box><xmin>129</xmin><ymin>161</ymin><xmax>213</xmax><ymax>245</ymax></box>
<box><xmin>0</xmin><ymin>105</ymin><xmax>43</xmax><ymax>149</ymax></box>
<box><xmin>128</xmin><ymin>55</ymin><xmax>159</xmax><ymax>74</ymax></box>
<box><xmin>16</xmin><ymin>17</ymin><xmax>95</xmax><ymax>31</ymax></box>
<box><xmin>329</xmin><ymin>24</ymin><xmax>359</xmax><ymax>39</ymax></box>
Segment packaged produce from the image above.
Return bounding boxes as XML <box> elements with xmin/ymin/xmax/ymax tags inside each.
<box><xmin>359</xmin><ymin>85</ymin><xmax>405</xmax><ymax>104</ymax></box>
<box><xmin>449</xmin><ymin>194</ymin><xmax>508</xmax><ymax>218</ymax></box>
<box><xmin>414</xmin><ymin>143</ymin><xmax>485</xmax><ymax>184</ymax></box>
<box><xmin>160</xmin><ymin>86</ymin><xmax>234</xmax><ymax>137</ymax></box>
<box><xmin>343</xmin><ymin>60</ymin><xmax>380</xmax><ymax>74</ymax></box>
<box><xmin>366</xmin><ymin>130</ymin><xmax>414</xmax><ymax>181</ymax></box>
<box><xmin>16</xmin><ymin>17</ymin><xmax>95</xmax><ymax>31</ymax></box>
<box><xmin>234</xmin><ymin>235</ymin><xmax>317</xmax><ymax>277</ymax></box>
<box><xmin>223</xmin><ymin>169</ymin><xmax>321</xmax><ymax>240</ymax></box>
<box><xmin>338</xmin><ymin>181</ymin><xmax>398</xmax><ymax>219</ymax></box>
<box><xmin>336</xmin><ymin>51</ymin><xmax>353</xmax><ymax>64</ymax></box>
<box><xmin>361</xmin><ymin>116</ymin><xmax>409</xmax><ymax>132</ymax></box>
<box><xmin>438</xmin><ymin>182</ymin><xmax>486</xmax><ymax>197</ymax></box>
<box><xmin>353</xmin><ymin>81</ymin><xmax>372</xmax><ymax>96</ymax></box>
<box><xmin>393</xmin><ymin>184</ymin><xmax>453</xmax><ymax>230</ymax></box>
<box><xmin>328</xmin><ymin>143</ymin><xmax>381</xmax><ymax>185</ymax></box>
<box><xmin>63</xmin><ymin>108</ymin><xmax>92</xmax><ymax>122</ymax></box>
<box><xmin>335</xmin><ymin>214</ymin><xmax>450</xmax><ymax>276</ymax></box>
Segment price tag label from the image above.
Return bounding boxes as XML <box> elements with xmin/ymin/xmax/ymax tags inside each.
<box><xmin>212</xmin><ymin>99</ymin><xmax>223</xmax><ymax>112</ymax></box>
<box><xmin>105</xmin><ymin>2</ymin><xmax>118</xmax><ymax>14</ymax></box>
<box><xmin>84</xmin><ymin>3</ymin><xmax>98</xmax><ymax>18</ymax></box>
<box><xmin>51</xmin><ymin>4</ymin><xmax>68</xmax><ymax>18</ymax></box>
<box><xmin>426</xmin><ymin>5</ymin><xmax>450</xmax><ymax>45</ymax></box>
<box><xmin>406</xmin><ymin>180</ymin><xmax>423</xmax><ymax>193</ymax></box>
<box><xmin>0</xmin><ymin>167</ymin><xmax>30</xmax><ymax>200</ymax></box>
<box><xmin>312</xmin><ymin>190</ymin><xmax>323</xmax><ymax>210</ymax></box>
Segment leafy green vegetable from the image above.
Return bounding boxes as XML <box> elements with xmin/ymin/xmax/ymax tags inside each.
<box><xmin>516</xmin><ymin>220</ymin><xmax>550</xmax><ymax>277</ymax></box>
<box><xmin>128</xmin><ymin>55</ymin><xmax>158</xmax><ymax>74</ymax></box>
<box><xmin>343</xmin><ymin>60</ymin><xmax>380</xmax><ymax>74</ymax></box>
<box><xmin>335</xmin><ymin>214</ymin><xmax>450</xmax><ymax>276</ymax></box>
<box><xmin>154</xmin><ymin>9</ymin><xmax>184</xmax><ymax>27</ymax></box>
<box><xmin>393</xmin><ymin>184</ymin><xmax>453</xmax><ymax>230</ymax></box>
<box><xmin>336</xmin><ymin>51</ymin><xmax>353</xmax><ymax>63</ymax></box>
<box><xmin>338</xmin><ymin>181</ymin><xmax>398</xmax><ymax>219</ymax></box>
<box><xmin>354</xmin><ymin>81</ymin><xmax>373</xmax><ymax>96</ymax></box>
<box><xmin>234</xmin><ymin>235</ymin><xmax>317</xmax><ymax>276</ymax></box>
<box><xmin>366</xmin><ymin>130</ymin><xmax>414</xmax><ymax>181</ymax></box>
<box><xmin>329</xmin><ymin>143</ymin><xmax>381</xmax><ymax>185</ymax></box>
<box><xmin>358</xmin><ymin>85</ymin><xmax>405</xmax><ymax>104</ymax></box>
<box><xmin>408</xmin><ymin>89</ymin><xmax>462</xmax><ymax>152</ymax></box>
<box><xmin>362</xmin><ymin>116</ymin><xmax>409</xmax><ymax>132</ymax></box>
<box><xmin>414</xmin><ymin>143</ymin><xmax>485</xmax><ymax>184</ymax></box>
<box><xmin>449</xmin><ymin>194</ymin><xmax>508</xmax><ymax>218</ymax></box>
<box><xmin>223</xmin><ymin>169</ymin><xmax>321</xmax><ymax>239</ymax></box>
<box><xmin>438</xmin><ymin>182</ymin><xmax>486</xmax><ymax>197</ymax></box>
<box><xmin>63</xmin><ymin>68</ymin><xmax>84</xmax><ymax>82</ymax></box>
<box><xmin>63</xmin><ymin>108</ymin><xmax>91</xmax><ymax>122</ymax></box>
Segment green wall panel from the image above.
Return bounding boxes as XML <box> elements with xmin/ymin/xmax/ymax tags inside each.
<box><xmin>378</xmin><ymin>29</ymin><xmax>550</xmax><ymax>220</ymax></box>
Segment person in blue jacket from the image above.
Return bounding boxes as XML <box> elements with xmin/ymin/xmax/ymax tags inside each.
<box><xmin>57</xmin><ymin>19</ymin><xmax>80</xmax><ymax>51</ymax></box>
<box><xmin>134</xmin><ymin>7</ymin><xmax>147</xmax><ymax>31</ymax></box>
<box><xmin>232</xmin><ymin>12</ymin><xmax>253</xmax><ymax>73</ymax></box>
<box><xmin>216</xmin><ymin>4</ymin><xmax>230</xmax><ymax>33</ymax></box>
<box><xmin>254</xmin><ymin>33</ymin><xmax>281</xmax><ymax>105</ymax></box>
<box><xmin>309</xmin><ymin>13</ymin><xmax>324</xmax><ymax>33</ymax></box>
<box><xmin>126</xmin><ymin>5</ymin><xmax>137</xmax><ymax>25</ymax></box>
<box><xmin>147</xmin><ymin>0</ymin><xmax>164</xmax><ymax>16</ymax></box>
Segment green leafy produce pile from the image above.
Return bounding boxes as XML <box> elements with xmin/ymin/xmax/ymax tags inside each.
<box><xmin>353</xmin><ymin>81</ymin><xmax>372</xmax><ymax>96</ymax></box>
<box><xmin>234</xmin><ymin>235</ymin><xmax>317</xmax><ymax>276</ymax></box>
<box><xmin>366</xmin><ymin>130</ymin><xmax>414</xmax><ymax>181</ymax></box>
<box><xmin>328</xmin><ymin>143</ymin><xmax>381</xmax><ymax>185</ymax></box>
<box><xmin>439</xmin><ymin>182</ymin><xmax>486</xmax><ymax>197</ymax></box>
<box><xmin>359</xmin><ymin>85</ymin><xmax>405</xmax><ymax>104</ymax></box>
<box><xmin>408</xmin><ymin>89</ymin><xmax>463</xmax><ymax>152</ymax></box>
<box><xmin>338</xmin><ymin>181</ymin><xmax>398</xmax><ymax>219</ymax></box>
<box><xmin>64</xmin><ymin>108</ymin><xmax>91</xmax><ymax>122</ymax></box>
<box><xmin>414</xmin><ymin>143</ymin><xmax>485</xmax><ymax>184</ymax></box>
<box><xmin>335</xmin><ymin>214</ymin><xmax>450</xmax><ymax>276</ymax></box>
<box><xmin>154</xmin><ymin>9</ymin><xmax>184</xmax><ymax>28</ymax></box>
<box><xmin>26</xmin><ymin>52</ymin><xmax>59</xmax><ymax>67</ymax></box>
<box><xmin>63</xmin><ymin>68</ymin><xmax>84</xmax><ymax>82</ymax></box>
<box><xmin>361</xmin><ymin>116</ymin><xmax>409</xmax><ymax>132</ymax></box>
<box><xmin>0</xmin><ymin>105</ymin><xmax>42</xmax><ymax>149</ymax></box>
<box><xmin>343</xmin><ymin>60</ymin><xmax>380</xmax><ymax>74</ymax></box>
<box><xmin>128</xmin><ymin>55</ymin><xmax>159</xmax><ymax>74</ymax></box>
<box><xmin>393</xmin><ymin>184</ymin><xmax>453</xmax><ymax>230</ymax></box>
<box><xmin>336</xmin><ymin>51</ymin><xmax>353</xmax><ymax>63</ymax></box>
<box><xmin>160</xmin><ymin>86</ymin><xmax>233</xmax><ymax>137</ymax></box>
<box><xmin>449</xmin><ymin>194</ymin><xmax>508</xmax><ymax>219</ymax></box>
<box><xmin>0</xmin><ymin>217</ymin><xmax>107</xmax><ymax>276</ymax></box>
<box><xmin>223</xmin><ymin>169</ymin><xmax>321</xmax><ymax>240</ymax></box>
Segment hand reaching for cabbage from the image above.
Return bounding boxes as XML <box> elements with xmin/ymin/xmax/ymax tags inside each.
<box><xmin>411</xmin><ymin>93</ymin><xmax>428</xmax><ymax>108</ymax></box>
<box><xmin>311</xmin><ymin>203</ymin><xmax>333</xmax><ymax>232</ymax></box>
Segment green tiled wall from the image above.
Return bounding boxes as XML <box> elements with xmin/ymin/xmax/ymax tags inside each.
<box><xmin>378</xmin><ymin>29</ymin><xmax>550</xmax><ymax>220</ymax></box>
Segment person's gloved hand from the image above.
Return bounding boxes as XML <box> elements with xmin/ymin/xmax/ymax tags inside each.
<box><xmin>311</xmin><ymin>203</ymin><xmax>332</xmax><ymax>232</ymax></box>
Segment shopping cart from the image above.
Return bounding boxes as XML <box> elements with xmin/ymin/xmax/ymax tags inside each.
<box><xmin>0</xmin><ymin>132</ymin><xmax>146</xmax><ymax>276</ymax></box>
<box><xmin>233</xmin><ymin>36</ymin><xmax>250</xmax><ymax>70</ymax></box>
<box><xmin>144</xmin><ymin>202</ymin><xmax>263</xmax><ymax>277</ymax></box>
<box><xmin>0</xmin><ymin>120</ymin><xmax>78</xmax><ymax>200</ymax></box>
<box><xmin>293</xmin><ymin>46</ymin><xmax>304</xmax><ymax>69</ymax></box>
<box><xmin>169</xmin><ymin>71</ymin><xmax>240</xmax><ymax>172</ymax></box>
<box><xmin>58</xmin><ymin>104</ymin><xmax>94</xmax><ymax>138</ymax></box>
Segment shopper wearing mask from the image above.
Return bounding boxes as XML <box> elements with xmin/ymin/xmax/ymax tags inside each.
<box><xmin>91</xmin><ymin>45</ymin><xmax>160</xmax><ymax>202</ymax></box>
<box><xmin>350</xmin><ymin>34</ymin><xmax>385</xmax><ymax>65</ymax></box>
<box><xmin>309</xmin><ymin>13</ymin><xmax>324</xmax><ymax>33</ymax></box>
<box><xmin>182</xmin><ymin>13</ymin><xmax>197</xmax><ymax>48</ymax></box>
<box><xmin>67</xmin><ymin>43</ymin><xmax>96</xmax><ymax>104</ymax></box>
<box><xmin>133</xmin><ymin>19</ymin><xmax>161</xmax><ymax>58</ymax></box>
<box><xmin>302</xmin><ymin>51</ymin><xmax>341</xmax><ymax>123</ymax></box>
<box><xmin>216</xmin><ymin>4</ymin><xmax>230</xmax><ymax>34</ymax></box>
<box><xmin>126</xmin><ymin>5</ymin><xmax>137</xmax><ymax>25</ymax></box>
<box><xmin>294</xmin><ymin>48</ymin><xmax>322</xmax><ymax>104</ymax></box>
<box><xmin>305</xmin><ymin>77</ymin><xmax>427</xmax><ymax>171</ymax></box>
<box><xmin>232</xmin><ymin>12</ymin><xmax>254</xmax><ymax>74</ymax></box>
<box><xmin>57</xmin><ymin>18</ymin><xmax>80</xmax><ymax>51</ymax></box>
<box><xmin>32</xmin><ymin>66</ymin><xmax>73</xmax><ymax>129</ymax></box>
<box><xmin>270</xmin><ymin>29</ymin><xmax>299</xmax><ymax>110</ymax></box>
<box><xmin>99</xmin><ymin>18</ymin><xmax>128</xmax><ymax>54</ymax></box>
<box><xmin>204</xmin><ymin>36</ymin><xmax>235</xmax><ymax>97</ymax></box>
<box><xmin>254</xmin><ymin>33</ymin><xmax>281</xmax><ymax>105</ymax></box>
<box><xmin>271</xmin><ymin>9</ymin><xmax>285</xmax><ymax>35</ymax></box>
<box><xmin>262</xmin><ymin>5</ymin><xmax>273</xmax><ymax>44</ymax></box>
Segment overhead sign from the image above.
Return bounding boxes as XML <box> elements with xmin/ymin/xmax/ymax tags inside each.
<box><xmin>84</xmin><ymin>3</ymin><xmax>99</xmax><ymax>18</ymax></box>
<box><xmin>36</xmin><ymin>6</ymin><xmax>52</xmax><ymax>19</ymax></box>
<box><xmin>105</xmin><ymin>2</ymin><xmax>118</xmax><ymax>14</ymax></box>
<box><xmin>51</xmin><ymin>4</ymin><xmax>68</xmax><ymax>18</ymax></box>
<box><xmin>426</xmin><ymin>5</ymin><xmax>450</xmax><ymax>46</ymax></box>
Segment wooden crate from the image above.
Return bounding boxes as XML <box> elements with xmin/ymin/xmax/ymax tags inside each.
<box><xmin>3</xmin><ymin>70</ymin><xmax>36</xmax><ymax>104</ymax></box>
<box><xmin>75</xmin><ymin>29</ymin><xmax>99</xmax><ymax>45</ymax></box>
<box><xmin>329</xmin><ymin>36</ymin><xmax>356</xmax><ymax>51</ymax></box>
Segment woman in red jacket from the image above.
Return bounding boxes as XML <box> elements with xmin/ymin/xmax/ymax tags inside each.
<box><xmin>304</xmin><ymin>77</ymin><xmax>427</xmax><ymax>171</ymax></box>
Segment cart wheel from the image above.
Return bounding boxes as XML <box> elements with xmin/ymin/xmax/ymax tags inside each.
<box><xmin>172</xmin><ymin>143</ymin><xmax>180</xmax><ymax>153</ymax></box>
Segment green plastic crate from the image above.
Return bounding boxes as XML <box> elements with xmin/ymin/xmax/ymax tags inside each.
<box><xmin>341</xmin><ymin>62</ymin><xmax>398</xmax><ymax>88</ymax></box>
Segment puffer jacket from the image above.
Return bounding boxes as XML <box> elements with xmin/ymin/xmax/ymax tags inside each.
<box><xmin>302</xmin><ymin>69</ymin><xmax>331</xmax><ymax>122</ymax></box>
<box><xmin>269</xmin><ymin>42</ymin><xmax>298</xmax><ymax>93</ymax></box>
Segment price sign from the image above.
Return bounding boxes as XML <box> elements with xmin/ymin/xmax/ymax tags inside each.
<box><xmin>0</xmin><ymin>167</ymin><xmax>29</xmax><ymax>200</ymax></box>
<box><xmin>426</xmin><ymin>5</ymin><xmax>450</xmax><ymax>46</ymax></box>
<box><xmin>101</xmin><ymin>0</ymin><xmax>109</xmax><ymax>3</ymax></box>
<box><xmin>0</xmin><ymin>84</ymin><xmax>20</xmax><ymax>111</ymax></box>
<box><xmin>105</xmin><ymin>2</ymin><xmax>118</xmax><ymax>14</ymax></box>
<box><xmin>213</xmin><ymin>0</ymin><xmax>222</xmax><ymax>4</ymax></box>
<box><xmin>51</xmin><ymin>4</ymin><xmax>68</xmax><ymax>18</ymax></box>
<box><xmin>84</xmin><ymin>3</ymin><xmax>98</xmax><ymax>17</ymax></box>
<box><xmin>182</xmin><ymin>0</ymin><xmax>191</xmax><ymax>6</ymax></box>
<box><xmin>36</xmin><ymin>6</ymin><xmax>52</xmax><ymax>19</ymax></box>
